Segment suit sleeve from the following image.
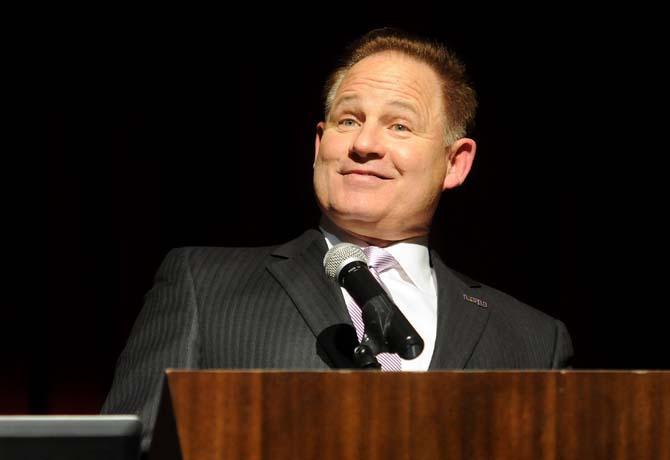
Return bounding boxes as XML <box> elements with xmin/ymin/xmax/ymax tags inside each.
<box><xmin>551</xmin><ymin>319</ymin><xmax>574</xmax><ymax>369</ymax></box>
<box><xmin>101</xmin><ymin>247</ymin><xmax>200</xmax><ymax>452</ymax></box>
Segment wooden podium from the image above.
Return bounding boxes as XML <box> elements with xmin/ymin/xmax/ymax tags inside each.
<box><xmin>149</xmin><ymin>370</ymin><xmax>670</xmax><ymax>460</ymax></box>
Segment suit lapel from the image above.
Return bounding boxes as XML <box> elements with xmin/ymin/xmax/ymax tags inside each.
<box><xmin>266</xmin><ymin>229</ymin><xmax>352</xmax><ymax>341</ymax></box>
<box><xmin>429</xmin><ymin>251</ymin><xmax>491</xmax><ymax>369</ymax></box>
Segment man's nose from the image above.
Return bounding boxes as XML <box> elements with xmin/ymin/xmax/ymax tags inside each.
<box><xmin>350</xmin><ymin>123</ymin><xmax>385</xmax><ymax>160</ymax></box>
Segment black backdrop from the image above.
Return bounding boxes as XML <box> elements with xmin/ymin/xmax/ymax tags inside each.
<box><xmin>17</xmin><ymin>8</ymin><xmax>670</xmax><ymax>415</ymax></box>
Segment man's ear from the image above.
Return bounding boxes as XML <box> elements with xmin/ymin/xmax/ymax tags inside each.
<box><xmin>442</xmin><ymin>138</ymin><xmax>477</xmax><ymax>190</ymax></box>
<box><xmin>314</xmin><ymin>122</ymin><xmax>325</xmax><ymax>167</ymax></box>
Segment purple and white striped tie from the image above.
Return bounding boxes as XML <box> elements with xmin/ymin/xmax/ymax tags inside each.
<box><xmin>344</xmin><ymin>246</ymin><xmax>402</xmax><ymax>371</ymax></box>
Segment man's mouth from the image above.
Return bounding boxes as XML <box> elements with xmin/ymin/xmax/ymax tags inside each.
<box><xmin>342</xmin><ymin>169</ymin><xmax>391</xmax><ymax>180</ymax></box>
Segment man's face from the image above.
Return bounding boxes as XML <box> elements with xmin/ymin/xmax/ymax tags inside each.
<box><xmin>314</xmin><ymin>51</ymin><xmax>459</xmax><ymax>242</ymax></box>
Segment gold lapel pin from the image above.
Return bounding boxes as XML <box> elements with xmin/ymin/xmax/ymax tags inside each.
<box><xmin>463</xmin><ymin>293</ymin><xmax>488</xmax><ymax>308</ymax></box>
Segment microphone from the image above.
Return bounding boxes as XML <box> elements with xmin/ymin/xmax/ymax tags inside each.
<box><xmin>323</xmin><ymin>242</ymin><xmax>424</xmax><ymax>360</ymax></box>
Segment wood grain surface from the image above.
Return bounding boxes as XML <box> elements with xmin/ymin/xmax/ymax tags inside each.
<box><xmin>157</xmin><ymin>370</ymin><xmax>669</xmax><ymax>460</ymax></box>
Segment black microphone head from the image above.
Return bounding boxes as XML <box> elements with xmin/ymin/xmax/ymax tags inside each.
<box><xmin>323</xmin><ymin>243</ymin><xmax>368</xmax><ymax>280</ymax></box>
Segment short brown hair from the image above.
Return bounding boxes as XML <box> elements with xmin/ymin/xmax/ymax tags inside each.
<box><xmin>323</xmin><ymin>28</ymin><xmax>477</xmax><ymax>145</ymax></box>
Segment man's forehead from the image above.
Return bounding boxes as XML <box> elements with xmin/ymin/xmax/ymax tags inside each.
<box><xmin>332</xmin><ymin>94</ymin><xmax>420</xmax><ymax>115</ymax></box>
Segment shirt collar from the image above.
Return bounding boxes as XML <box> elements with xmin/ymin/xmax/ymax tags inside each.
<box><xmin>319</xmin><ymin>226</ymin><xmax>434</xmax><ymax>295</ymax></box>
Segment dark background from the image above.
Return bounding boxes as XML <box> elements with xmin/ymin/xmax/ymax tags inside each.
<box><xmin>11</xmin><ymin>7</ymin><xmax>670</xmax><ymax>415</ymax></box>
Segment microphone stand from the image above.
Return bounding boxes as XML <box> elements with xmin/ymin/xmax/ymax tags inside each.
<box><xmin>353</xmin><ymin>341</ymin><xmax>382</xmax><ymax>369</ymax></box>
<box><xmin>352</xmin><ymin>299</ymin><xmax>397</xmax><ymax>369</ymax></box>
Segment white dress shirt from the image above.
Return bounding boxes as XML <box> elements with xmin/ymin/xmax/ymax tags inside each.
<box><xmin>321</xmin><ymin>228</ymin><xmax>438</xmax><ymax>371</ymax></box>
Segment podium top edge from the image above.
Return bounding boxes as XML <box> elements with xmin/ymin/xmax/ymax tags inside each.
<box><xmin>163</xmin><ymin>369</ymin><xmax>670</xmax><ymax>375</ymax></box>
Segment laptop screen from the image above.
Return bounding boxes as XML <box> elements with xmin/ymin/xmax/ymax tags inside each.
<box><xmin>0</xmin><ymin>415</ymin><xmax>141</xmax><ymax>460</ymax></box>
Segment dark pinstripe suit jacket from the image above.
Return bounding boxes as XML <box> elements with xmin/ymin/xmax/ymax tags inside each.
<box><xmin>102</xmin><ymin>229</ymin><xmax>573</xmax><ymax>449</ymax></box>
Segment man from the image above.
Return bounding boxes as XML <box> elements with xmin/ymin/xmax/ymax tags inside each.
<box><xmin>103</xmin><ymin>29</ymin><xmax>573</xmax><ymax>450</ymax></box>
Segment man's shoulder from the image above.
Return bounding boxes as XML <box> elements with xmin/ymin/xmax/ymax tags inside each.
<box><xmin>161</xmin><ymin>229</ymin><xmax>324</xmax><ymax>274</ymax></box>
<box><xmin>435</xmin><ymin>258</ymin><xmax>573</xmax><ymax>367</ymax></box>
<box><xmin>437</xmin><ymin>262</ymin><xmax>572</xmax><ymax>368</ymax></box>
<box><xmin>168</xmin><ymin>245</ymin><xmax>277</xmax><ymax>265</ymax></box>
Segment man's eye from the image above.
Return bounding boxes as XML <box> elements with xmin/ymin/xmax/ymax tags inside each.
<box><xmin>338</xmin><ymin>119</ymin><xmax>358</xmax><ymax>128</ymax></box>
<box><xmin>391</xmin><ymin>123</ymin><xmax>409</xmax><ymax>132</ymax></box>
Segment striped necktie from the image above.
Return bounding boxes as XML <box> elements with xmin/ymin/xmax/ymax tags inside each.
<box><xmin>343</xmin><ymin>246</ymin><xmax>402</xmax><ymax>371</ymax></box>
